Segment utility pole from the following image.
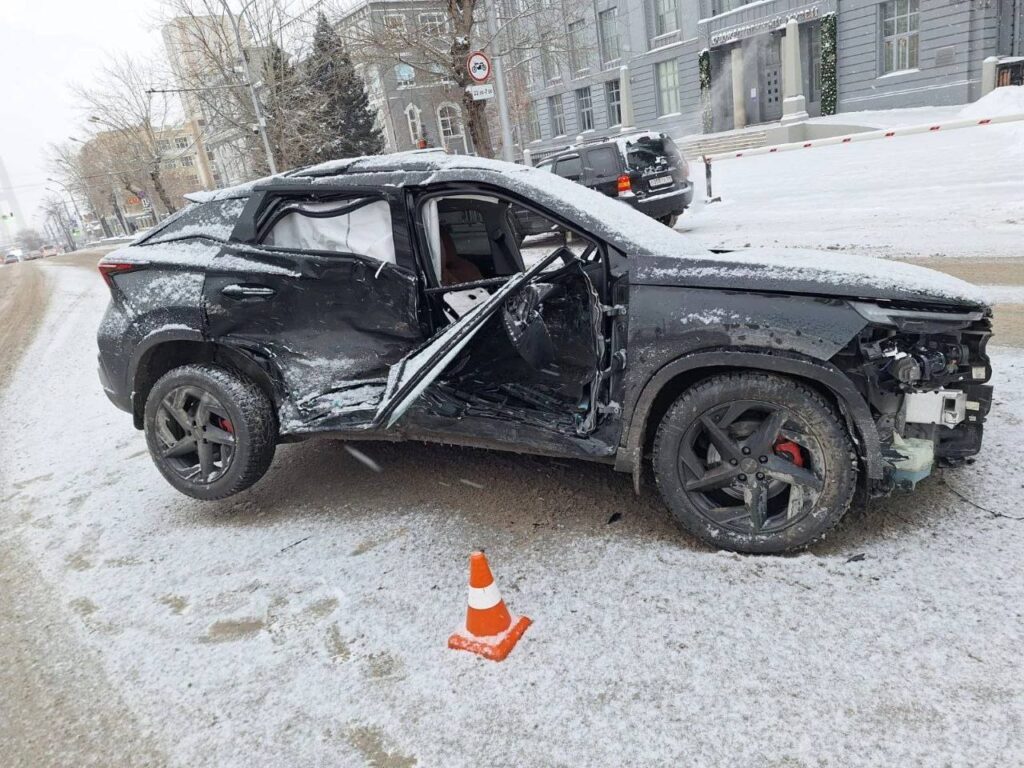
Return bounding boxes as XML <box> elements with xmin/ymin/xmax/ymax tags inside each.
<box><xmin>220</xmin><ymin>0</ymin><xmax>278</xmax><ymax>175</ymax></box>
<box><xmin>484</xmin><ymin>0</ymin><xmax>515</xmax><ymax>162</ymax></box>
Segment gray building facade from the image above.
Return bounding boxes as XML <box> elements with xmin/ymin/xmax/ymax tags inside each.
<box><xmin>526</xmin><ymin>0</ymin><xmax>1023</xmax><ymax>157</ymax></box>
<box><xmin>337</xmin><ymin>0</ymin><xmax>472</xmax><ymax>155</ymax></box>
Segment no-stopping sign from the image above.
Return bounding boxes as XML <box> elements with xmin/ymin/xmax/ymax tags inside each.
<box><xmin>466</xmin><ymin>51</ymin><xmax>491</xmax><ymax>84</ymax></box>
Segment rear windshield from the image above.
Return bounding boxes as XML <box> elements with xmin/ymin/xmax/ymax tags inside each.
<box><xmin>625</xmin><ymin>136</ymin><xmax>682</xmax><ymax>174</ymax></box>
<box><xmin>141</xmin><ymin>197</ymin><xmax>248</xmax><ymax>245</ymax></box>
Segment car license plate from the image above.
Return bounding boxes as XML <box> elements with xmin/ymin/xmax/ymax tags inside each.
<box><xmin>649</xmin><ymin>175</ymin><xmax>673</xmax><ymax>189</ymax></box>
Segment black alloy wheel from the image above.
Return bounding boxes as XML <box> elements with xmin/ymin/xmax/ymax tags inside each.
<box><xmin>153</xmin><ymin>385</ymin><xmax>237</xmax><ymax>485</ymax></box>
<box><xmin>654</xmin><ymin>373</ymin><xmax>858</xmax><ymax>554</ymax></box>
<box><xmin>144</xmin><ymin>364</ymin><xmax>276</xmax><ymax>500</ymax></box>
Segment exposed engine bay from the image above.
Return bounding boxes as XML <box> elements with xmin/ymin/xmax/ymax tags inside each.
<box><xmin>835</xmin><ymin>303</ymin><xmax>993</xmax><ymax>493</ymax></box>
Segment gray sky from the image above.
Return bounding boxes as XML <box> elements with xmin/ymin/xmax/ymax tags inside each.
<box><xmin>0</xmin><ymin>0</ymin><xmax>163</xmax><ymax>227</ymax></box>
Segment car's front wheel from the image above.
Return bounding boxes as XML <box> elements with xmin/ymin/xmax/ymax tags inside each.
<box><xmin>653</xmin><ymin>373</ymin><xmax>857</xmax><ymax>554</ymax></box>
<box><xmin>144</xmin><ymin>364</ymin><xmax>277</xmax><ymax>500</ymax></box>
<box><xmin>659</xmin><ymin>214</ymin><xmax>679</xmax><ymax>228</ymax></box>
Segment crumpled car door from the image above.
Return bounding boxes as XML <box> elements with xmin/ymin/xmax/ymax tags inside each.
<box><xmin>373</xmin><ymin>251</ymin><xmax>562</xmax><ymax>430</ymax></box>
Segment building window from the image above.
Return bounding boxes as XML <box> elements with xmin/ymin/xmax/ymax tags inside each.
<box><xmin>395</xmin><ymin>61</ymin><xmax>416</xmax><ymax>87</ymax></box>
<box><xmin>568</xmin><ymin>20</ymin><xmax>588</xmax><ymax>75</ymax></box>
<box><xmin>653</xmin><ymin>0</ymin><xmax>679</xmax><ymax>38</ymax></box>
<box><xmin>541</xmin><ymin>48</ymin><xmax>558</xmax><ymax>82</ymax></box>
<box><xmin>575</xmin><ymin>87</ymin><xmax>594</xmax><ymax>131</ymax></box>
<box><xmin>598</xmin><ymin>8</ymin><xmax>620</xmax><ymax>65</ymax></box>
<box><xmin>548</xmin><ymin>95</ymin><xmax>566</xmax><ymax>136</ymax></box>
<box><xmin>437</xmin><ymin>103</ymin><xmax>468</xmax><ymax>153</ymax></box>
<box><xmin>174</xmin><ymin>136</ymin><xmax>190</xmax><ymax>149</ymax></box>
<box><xmin>383</xmin><ymin>14</ymin><xmax>406</xmax><ymax>34</ymax></box>
<box><xmin>419</xmin><ymin>12</ymin><xmax>446</xmax><ymax>36</ymax></box>
<box><xmin>157</xmin><ymin>139</ymin><xmax>171</xmax><ymax>152</ymax></box>
<box><xmin>881</xmin><ymin>0</ymin><xmax>919</xmax><ymax>74</ymax></box>
<box><xmin>428</xmin><ymin>62</ymin><xmax>453</xmax><ymax>84</ymax></box>
<box><xmin>655</xmin><ymin>60</ymin><xmax>679</xmax><ymax>115</ymax></box>
<box><xmin>405</xmin><ymin>104</ymin><xmax>423</xmax><ymax>144</ymax></box>
<box><xmin>605</xmin><ymin>79</ymin><xmax>622</xmax><ymax>125</ymax></box>
<box><xmin>527</xmin><ymin>101</ymin><xmax>542</xmax><ymax>141</ymax></box>
<box><xmin>180</xmin><ymin>155</ymin><xmax>194</xmax><ymax>167</ymax></box>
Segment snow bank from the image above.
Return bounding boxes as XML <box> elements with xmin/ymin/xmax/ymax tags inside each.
<box><xmin>959</xmin><ymin>86</ymin><xmax>1024</xmax><ymax>119</ymax></box>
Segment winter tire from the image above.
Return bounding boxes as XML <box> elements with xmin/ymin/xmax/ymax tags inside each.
<box><xmin>653</xmin><ymin>372</ymin><xmax>857</xmax><ymax>554</ymax></box>
<box><xmin>144</xmin><ymin>364</ymin><xmax>277</xmax><ymax>500</ymax></box>
<box><xmin>659</xmin><ymin>214</ymin><xmax>679</xmax><ymax>229</ymax></box>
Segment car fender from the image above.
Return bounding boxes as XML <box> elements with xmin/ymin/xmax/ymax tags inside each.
<box><xmin>615</xmin><ymin>348</ymin><xmax>882</xmax><ymax>486</ymax></box>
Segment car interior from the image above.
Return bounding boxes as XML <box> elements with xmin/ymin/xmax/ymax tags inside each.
<box><xmin>414</xmin><ymin>193</ymin><xmax>612</xmax><ymax>438</ymax></box>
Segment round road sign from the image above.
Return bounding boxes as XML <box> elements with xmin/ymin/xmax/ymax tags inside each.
<box><xmin>466</xmin><ymin>51</ymin><xmax>491</xmax><ymax>84</ymax></box>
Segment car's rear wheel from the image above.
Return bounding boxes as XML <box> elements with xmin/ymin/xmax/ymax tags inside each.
<box><xmin>659</xmin><ymin>214</ymin><xmax>679</xmax><ymax>228</ymax></box>
<box><xmin>653</xmin><ymin>373</ymin><xmax>857</xmax><ymax>554</ymax></box>
<box><xmin>144</xmin><ymin>364</ymin><xmax>276</xmax><ymax>500</ymax></box>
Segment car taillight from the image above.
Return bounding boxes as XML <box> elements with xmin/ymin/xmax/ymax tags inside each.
<box><xmin>617</xmin><ymin>174</ymin><xmax>632</xmax><ymax>195</ymax></box>
<box><xmin>98</xmin><ymin>261</ymin><xmax>145</xmax><ymax>288</ymax></box>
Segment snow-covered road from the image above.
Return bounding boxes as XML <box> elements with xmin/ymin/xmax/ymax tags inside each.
<box><xmin>683</xmin><ymin>121</ymin><xmax>1024</xmax><ymax>260</ymax></box>
<box><xmin>2</xmin><ymin>258</ymin><xmax>1022</xmax><ymax>766</ymax></box>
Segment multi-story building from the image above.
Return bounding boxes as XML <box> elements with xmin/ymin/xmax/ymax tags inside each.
<box><xmin>336</xmin><ymin>0</ymin><xmax>472</xmax><ymax>155</ymax></box>
<box><xmin>162</xmin><ymin>15</ymin><xmax>263</xmax><ymax>187</ymax></box>
<box><xmin>0</xmin><ymin>155</ymin><xmax>25</xmax><ymax>248</ymax></box>
<box><xmin>526</xmin><ymin>0</ymin><xmax>1024</xmax><ymax>156</ymax></box>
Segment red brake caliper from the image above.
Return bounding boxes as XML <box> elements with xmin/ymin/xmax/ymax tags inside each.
<box><xmin>773</xmin><ymin>438</ymin><xmax>805</xmax><ymax>467</ymax></box>
<box><xmin>218</xmin><ymin>417</ymin><xmax>234</xmax><ymax>434</ymax></box>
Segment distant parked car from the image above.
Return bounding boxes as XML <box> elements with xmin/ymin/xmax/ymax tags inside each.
<box><xmin>40</xmin><ymin>245</ymin><xmax>59</xmax><ymax>257</ymax></box>
<box><xmin>519</xmin><ymin>131</ymin><xmax>693</xmax><ymax>234</ymax></box>
<box><xmin>4</xmin><ymin>250</ymin><xmax>22</xmax><ymax>264</ymax></box>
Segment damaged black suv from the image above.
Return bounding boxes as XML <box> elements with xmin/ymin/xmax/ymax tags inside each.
<box><xmin>97</xmin><ymin>151</ymin><xmax>993</xmax><ymax>554</ymax></box>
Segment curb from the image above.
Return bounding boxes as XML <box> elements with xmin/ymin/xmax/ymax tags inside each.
<box><xmin>704</xmin><ymin>112</ymin><xmax>1024</xmax><ymax>162</ymax></box>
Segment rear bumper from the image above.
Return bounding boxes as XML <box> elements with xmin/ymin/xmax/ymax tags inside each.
<box><xmin>630</xmin><ymin>182</ymin><xmax>693</xmax><ymax>219</ymax></box>
<box><xmin>98</xmin><ymin>355</ymin><xmax>132</xmax><ymax>413</ymax></box>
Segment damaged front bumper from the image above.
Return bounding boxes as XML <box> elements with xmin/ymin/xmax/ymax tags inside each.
<box><xmin>885</xmin><ymin>384</ymin><xmax>994</xmax><ymax>490</ymax></box>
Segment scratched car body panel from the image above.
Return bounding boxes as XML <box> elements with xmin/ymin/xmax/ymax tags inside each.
<box><xmin>96</xmin><ymin>151</ymin><xmax>994</xmax><ymax>554</ymax></box>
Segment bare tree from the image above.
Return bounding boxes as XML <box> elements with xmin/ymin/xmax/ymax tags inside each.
<box><xmin>39</xmin><ymin>195</ymin><xmax>76</xmax><ymax>251</ymax></box>
<box><xmin>15</xmin><ymin>229</ymin><xmax>44</xmax><ymax>252</ymax></box>
<box><xmin>74</xmin><ymin>55</ymin><xmax>180</xmax><ymax>215</ymax></box>
<box><xmin>342</xmin><ymin>0</ymin><xmax>590</xmax><ymax>158</ymax></box>
<box><xmin>158</xmin><ymin>0</ymin><xmax>319</xmax><ymax>174</ymax></box>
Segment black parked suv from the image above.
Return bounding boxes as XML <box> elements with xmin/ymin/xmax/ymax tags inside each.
<box><xmin>97</xmin><ymin>150</ymin><xmax>993</xmax><ymax>554</ymax></box>
<box><xmin>527</xmin><ymin>131</ymin><xmax>693</xmax><ymax>231</ymax></box>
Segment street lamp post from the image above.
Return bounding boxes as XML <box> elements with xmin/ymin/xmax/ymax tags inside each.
<box><xmin>219</xmin><ymin>0</ymin><xmax>278</xmax><ymax>175</ymax></box>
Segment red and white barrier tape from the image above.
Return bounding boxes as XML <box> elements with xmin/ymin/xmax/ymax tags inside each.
<box><xmin>702</xmin><ymin>112</ymin><xmax>1024</xmax><ymax>162</ymax></box>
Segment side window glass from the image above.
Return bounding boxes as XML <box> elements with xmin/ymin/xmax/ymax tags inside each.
<box><xmin>554</xmin><ymin>155</ymin><xmax>582</xmax><ymax>180</ymax></box>
<box><xmin>144</xmin><ymin>198</ymin><xmax>247</xmax><ymax>245</ymax></box>
<box><xmin>586</xmin><ymin>147</ymin><xmax>620</xmax><ymax>178</ymax></box>
<box><xmin>261</xmin><ymin>198</ymin><xmax>395</xmax><ymax>264</ymax></box>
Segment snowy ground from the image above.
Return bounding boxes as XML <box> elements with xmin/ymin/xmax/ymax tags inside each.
<box><xmin>682</xmin><ymin>120</ymin><xmax>1024</xmax><ymax>260</ymax></box>
<box><xmin>2</xmin><ymin>257</ymin><xmax>1023</xmax><ymax>766</ymax></box>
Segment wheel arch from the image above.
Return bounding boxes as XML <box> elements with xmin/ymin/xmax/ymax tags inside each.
<box><xmin>616</xmin><ymin>349</ymin><xmax>882</xmax><ymax>488</ymax></box>
<box><xmin>130</xmin><ymin>332</ymin><xmax>280</xmax><ymax>430</ymax></box>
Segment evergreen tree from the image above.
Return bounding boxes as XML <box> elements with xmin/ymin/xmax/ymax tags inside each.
<box><xmin>260</xmin><ymin>42</ymin><xmax>303</xmax><ymax>171</ymax></box>
<box><xmin>300</xmin><ymin>14</ymin><xmax>385</xmax><ymax>163</ymax></box>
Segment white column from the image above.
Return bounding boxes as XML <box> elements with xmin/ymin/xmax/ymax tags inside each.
<box><xmin>619</xmin><ymin>64</ymin><xmax>635</xmax><ymax>130</ymax></box>
<box><xmin>981</xmin><ymin>56</ymin><xmax>999</xmax><ymax>97</ymax></box>
<box><xmin>781</xmin><ymin>17</ymin><xmax>809</xmax><ymax>124</ymax></box>
<box><xmin>730</xmin><ymin>46</ymin><xmax>746</xmax><ymax>130</ymax></box>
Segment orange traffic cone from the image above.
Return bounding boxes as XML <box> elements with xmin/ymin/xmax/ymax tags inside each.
<box><xmin>448</xmin><ymin>551</ymin><xmax>532</xmax><ymax>661</ymax></box>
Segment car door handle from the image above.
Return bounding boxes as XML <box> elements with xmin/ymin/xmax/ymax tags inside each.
<box><xmin>221</xmin><ymin>284</ymin><xmax>276</xmax><ymax>300</ymax></box>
